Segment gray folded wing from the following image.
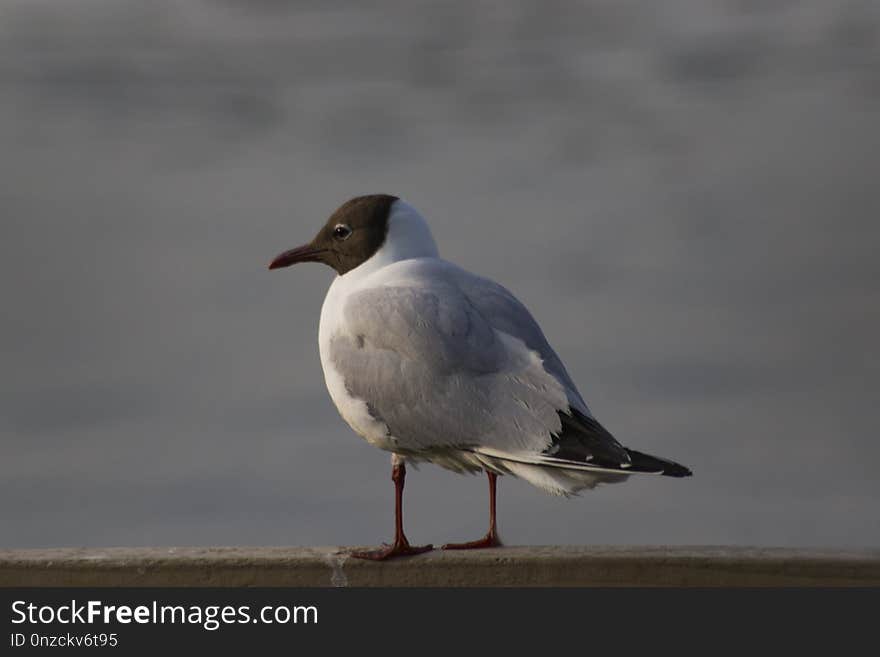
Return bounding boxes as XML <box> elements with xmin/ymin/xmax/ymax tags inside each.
<box><xmin>458</xmin><ymin>271</ymin><xmax>591</xmax><ymax>416</ymax></box>
<box><xmin>328</xmin><ymin>281</ymin><xmax>570</xmax><ymax>453</ymax></box>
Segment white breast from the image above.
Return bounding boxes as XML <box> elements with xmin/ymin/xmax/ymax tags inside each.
<box><xmin>319</xmin><ymin>274</ymin><xmax>395</xmax><ymax>449</ymax></box>
<box><xmin>317</xmin><ymin>199</ymin><xmax>440</xmax><ymax>451</ymax></box>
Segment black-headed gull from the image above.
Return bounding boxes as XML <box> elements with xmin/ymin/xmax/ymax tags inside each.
<box><xmin>269</xmin><ymin>195</ymin><xmax>691</xmax><ymax>560</ymax></box>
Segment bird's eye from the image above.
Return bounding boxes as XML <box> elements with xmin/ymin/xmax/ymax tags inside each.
<box><xmin>333</xmin><ymin>223</ymin><xmax>352</xmax><ymax>241</ymax></box>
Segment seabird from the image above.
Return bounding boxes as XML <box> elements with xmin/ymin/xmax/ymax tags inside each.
<box><xmin>269</xmin><ymin>194</ymin><xmax>692</xmax><ymax>560</ymax></box>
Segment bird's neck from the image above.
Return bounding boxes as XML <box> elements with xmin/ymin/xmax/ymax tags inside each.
<box><xmin>343</xmin><ymin>200</ymin><xmax>439</xmax><ymax>279</ymax></box>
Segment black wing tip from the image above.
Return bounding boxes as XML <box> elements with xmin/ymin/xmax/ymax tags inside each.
<box><xmin>625</xmin><ymin>449</ymin><xmax>693</xmax><ymax>478</ymax></box>
<box><xmin>552</xmin><ymin>410</ymin><xmax>694</xmax><ymax>477</ymax></box>
<box><xmin>660</xmin><ymin>462</ymin><xmax>693</xmax><ymax>478</ymax></box>
<box><xmin>551</xmin><ymin>408</ymin><xmax>630</xmax><ymax>467</ymax></box>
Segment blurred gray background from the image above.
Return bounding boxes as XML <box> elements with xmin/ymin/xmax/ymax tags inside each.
<box><xmin>2</xmin><ymin>0</ymin><xmax>878</xmax><ymax>550</ymax></box>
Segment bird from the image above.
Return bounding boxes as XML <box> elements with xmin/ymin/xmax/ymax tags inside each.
<box><xmin>269</xmin><ymin>194</ymin><xmax>692</xmax><ymax>560</ymax></box>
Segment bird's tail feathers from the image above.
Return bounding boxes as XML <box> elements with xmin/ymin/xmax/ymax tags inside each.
<box><xmin>474</xmin><ymin>446</ymin><xmax>691</xmax><ymax>476</ymax></box>
<box><xmin>471</xmin><ymin>446</ymin><xmax>691</xmax><ymax>496</ymax></box>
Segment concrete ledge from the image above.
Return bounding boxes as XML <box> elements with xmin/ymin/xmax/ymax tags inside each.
<box><xmin>1</xmin><ymin>546</ymin><xmax>878</xmax><ymax>587</ymax></box>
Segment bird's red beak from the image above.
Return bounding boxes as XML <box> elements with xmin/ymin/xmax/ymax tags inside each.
<box><xmin>268</xmin><ymin>244</ymin><xmax>326</xmax><ymax>270</ymax></box>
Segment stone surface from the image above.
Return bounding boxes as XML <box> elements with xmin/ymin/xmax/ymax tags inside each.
<box><xmin>2</xmin><ymin>546</ymin><xmax>879</xmax><ymax>587</ymax></box>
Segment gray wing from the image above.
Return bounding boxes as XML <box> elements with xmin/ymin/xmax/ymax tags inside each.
<box><xmin>457</xmin><ymin>269</ymin><xmax>631</xmax><ymax>467</ymax></box>
<box><xmin>457</xmin><ymin>271</ymin><xmax>590</xmax><ymax>416</ymax></box>
<box><xmin>328</xmin><ymin>281</ymin><xmax>570</xmax><ymax>453</ymax></box>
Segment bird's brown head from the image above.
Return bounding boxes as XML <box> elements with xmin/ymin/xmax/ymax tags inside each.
<box><xmin>268</xmin><ymin>194</ymin><xmax>398</xmax><ymax>275</ymax></box>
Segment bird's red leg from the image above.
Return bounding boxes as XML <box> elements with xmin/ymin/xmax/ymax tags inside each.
<box><xmin>442</xmin><ymin>470</ymin><xmax>502</xmax><ymax>549</ymax></box>
<box><xmin>351</xmin><ymin>459</ymin><xmax>433</xmax><ymax>560</ymax></box>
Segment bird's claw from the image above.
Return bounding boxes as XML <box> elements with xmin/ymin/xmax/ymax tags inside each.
<box><xmin>441</xmin><ymin>533</ymin><xmax>502</xmax><ymax>550</ymax></box>
<box><xmin>351</xmin><ymin>541</ymin><xmax>434</xmax><ymax>561</ymax></box>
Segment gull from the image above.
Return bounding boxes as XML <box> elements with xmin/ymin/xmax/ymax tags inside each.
<box><xmin>269</xmin><ymin>194</ymin><xmax>692</xmax><ymax>560</ymax></box>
